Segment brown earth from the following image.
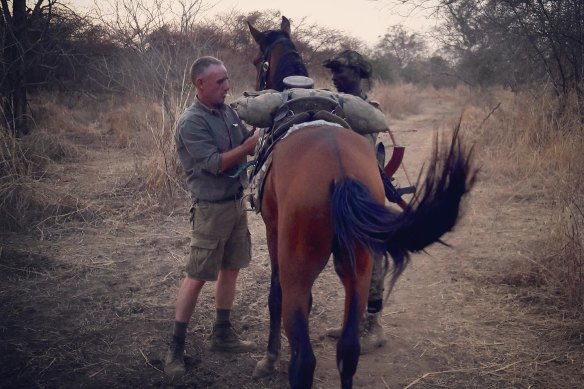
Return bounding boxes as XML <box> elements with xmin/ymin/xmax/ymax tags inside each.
<box><xmin>1</xmin><ymin>97</ymin><xmax>583</xmax><ymax>388</ymax></box>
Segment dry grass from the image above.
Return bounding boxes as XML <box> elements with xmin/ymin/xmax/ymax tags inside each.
<box><xmin>459</xmin><ymin>86</ymin><xmax>584</xmax><ymax>311</ymax></box>
<box><xmin>368</xmin><ymin>82</ymin><xmax>471</xmax><ymax>119</ymax></box>
<box><xmin>370</xmin><ymin>82</ymin><xmax>424</xmax><ymax>118</ymax></box>
<box><xmin>104</xmin><ymin>100</ymin><xmax>161</xmax><ymax>150</ymax></box>
<box><xmin>84</xmin><ymin>95</ymin><xmax>188</xmax><ymax>210</ymax></box>
<box><xmin>0</xmin><ymin>130</ymin><xmax>91</xmax><ymax>232</ymax></box>
<box><xmin>109</xmin><ymin>98</ymin><xmax>188</xmax><ymax>202</ymax></box>
<box><xmin>30</xmin><ymin>95</ymin><xmax>98</xmax><ymax>138</ymax></box>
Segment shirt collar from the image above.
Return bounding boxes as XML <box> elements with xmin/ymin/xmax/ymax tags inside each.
<box><xmin>194</xmin><ymin>96</ymin><xmax>225</xmax><ymax>116</ymax></box>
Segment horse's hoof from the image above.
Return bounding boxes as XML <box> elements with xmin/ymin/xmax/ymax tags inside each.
<box><xmin>252</xmin><ymin>357</ymin><xmax>276</xmax><ymax>379</ymax></box>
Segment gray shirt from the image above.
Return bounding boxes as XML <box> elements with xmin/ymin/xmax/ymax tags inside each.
<box><xmin>176</xmin><ymin>97</ymin><xmax>250</xmax><ymax>202</ymax></box>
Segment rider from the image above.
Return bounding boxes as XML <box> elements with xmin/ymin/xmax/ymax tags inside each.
<box><xmin>323</xmin><ymin>49</ymin><xmax>387</xmax><ymax>354</ymax></box>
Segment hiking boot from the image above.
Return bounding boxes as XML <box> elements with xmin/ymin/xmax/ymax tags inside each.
<box><xmin>360</xmin><ymin>312</ymin><xmax>387</xmax><ymax>354</ymax></box>
<box><xmin>209</xmin><ymin>323</ymin><xmax>256</xmax><ymax>353</ymax></box>
<box><xmin>164</xmin><ymin>339</ymin><xmax>186</xmax><ymax>378</ymax></box>
<box><xmin>325</xmin><ymin>326</ymin><xmax>343</xmax><ymax>339</ymax></box>
<box><xmin>325</xmin><ymin>313</ymin><xmax>387</xmax><ymax>354</ymax></box>
<box><xmin>325</xmin><ymin>315</ymin><xmax>367</xmax><ymax>340</ymax></box>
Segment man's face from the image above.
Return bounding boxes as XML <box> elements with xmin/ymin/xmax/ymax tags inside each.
<box><xmin>330</xmin><ymin>66</ymin><xmax>361</xmax><ymax>93</ymax></box>
<box><xmin>196</xmin><ymin>64</ymin><xmax>230</xmax><ymax>108</ymax></box>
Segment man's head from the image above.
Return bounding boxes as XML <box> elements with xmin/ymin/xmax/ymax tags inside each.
<box><xmin>191</xmin><ymin>56</ymin><xmax>230</xmax><ymax>109</ymax></box>
<box><xmin>323</xmin><ymin>50</ymin><xmax>372</xmax><ymax>95</ymax></box>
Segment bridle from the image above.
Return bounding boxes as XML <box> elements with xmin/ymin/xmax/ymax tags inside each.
<box><xmin>254</xmin><ymin>36</ymin><xmax>289</xmax><ymax>91</ymax></box>
<box><xmin>253</xmin><ymin>35</ymin><xmax>306</xmax><ymax>91</ymax></box>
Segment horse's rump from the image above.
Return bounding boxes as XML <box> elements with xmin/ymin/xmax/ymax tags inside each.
<box><xmin>260</xmin><ymin>125</ymin><xmax>384</xmax><ymax>290</ymax></box>
<box><xmin>265</xmin><ymin>125</ymin><xmax>383</xmax><ymax>216</ymax></box>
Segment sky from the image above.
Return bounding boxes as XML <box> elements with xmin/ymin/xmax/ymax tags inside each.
<box><xmin>70</xmin><ymin>0</ymin><xmax>438</xmax><ymax>48</ymax></box>
<box><xmin>209</xmin><ymin>0</ymin><xmax>437</xmax><ymax>46</ymax></box>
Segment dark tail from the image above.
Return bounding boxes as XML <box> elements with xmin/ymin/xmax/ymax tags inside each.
<box><xmin>331</xmin><ymin>124</ymin><xmax>476</xmax><ymax>286</ymax></box>
<box><xmin>391</xmin><ymin>123</ymin><xmax>477</xmax><ymax>253</ymax></box>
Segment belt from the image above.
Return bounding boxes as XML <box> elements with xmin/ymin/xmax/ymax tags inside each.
<box><xmin>203</xmin><ymin>190</ymin><xmax>243</xmax><ymax>204</ymax></box>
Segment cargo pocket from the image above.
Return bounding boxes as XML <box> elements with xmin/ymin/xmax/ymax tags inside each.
<box><xmin>187</xmin><ymin>236</ymin><xmax>223</xmax><ymax>280</ymax></box>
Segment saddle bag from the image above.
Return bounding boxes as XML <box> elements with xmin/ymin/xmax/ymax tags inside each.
<box><xmin>231</xmin><ymin>88</ymin><xmax>389</xmax><ymax>135</ymax></box>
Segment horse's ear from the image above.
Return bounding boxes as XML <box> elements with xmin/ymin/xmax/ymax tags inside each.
<box><xmin>281</xmin><ymin>16</ymin><xmax>291</xmax><ymax>36</ymax></box>
<box><xmin>247</xmin><ymin>20</ymin><xmax>263</xmax><ymax>44</ymax></box>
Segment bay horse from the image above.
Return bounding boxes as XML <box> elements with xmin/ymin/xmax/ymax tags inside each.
<box><xmin>247</xmin><ymin>16</ymin><xmax>476</xmax><ymax>389</ymax></box>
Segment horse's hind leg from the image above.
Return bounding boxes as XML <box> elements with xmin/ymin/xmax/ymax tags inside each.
<box><xmin>337</xmin><ymin>292</ymin><xmax>361</xmax><ymax>389</ymax></box>
<box><xmin>280</xmin><ymin>250</ymin><xmax>326</xmax><ymax>388</ymax></box>
<box><xmin>335</xmin><ymin>247</ymin><xmax>372</xmax><ymax>389</ymax></box>
<box><xmin>282</xmin><ymin>281</ymin><xmax>316</xmax><ymax>389</ymax></box>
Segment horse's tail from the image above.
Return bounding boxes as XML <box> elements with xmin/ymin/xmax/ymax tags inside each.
<box><xmin>331</xmin><ymin>124</ymin><xmax>476</xmax><ymax>286</ymax></box>
<box><xmin>389</xmin><ymin>124</ymin><xmax>476</xmax><ymax>255</ymax></box>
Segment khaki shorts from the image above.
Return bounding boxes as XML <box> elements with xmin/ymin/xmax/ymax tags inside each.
<box><xmin>186</xmin><ymin>199</ymin><xmax>251</xmax><ymax>281</ymax></box>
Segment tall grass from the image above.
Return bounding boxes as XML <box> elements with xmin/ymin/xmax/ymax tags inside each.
<box><xmin>0</xmin><ymin>126</ymin><xmax>86</xmax><ymax>232</ymax></box>
<box><xmin>464</xmin><ymin>86</ymin><xmax>584</xmax><ymax>310</ymax></box>
<box><xmin>370</xmin><ymin>82</ymin><xmax>425</xmax><ymax>118</ymax></box>
<box><xmin>368</xmin><ymin>82</ymin><xmax>475</xmax><ymax>119</ymax></box>
<box><xmin>90</xmin><ymin>95</ymin><xmax>189</xmax><ymax>205</ymax></box>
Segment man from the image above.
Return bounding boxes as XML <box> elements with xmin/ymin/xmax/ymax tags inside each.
<box><xmin>164</xmin><ymin>56</ymin><xmax>260</xmax><ymax>378</ymax></box>
<box><xmin>323</xmin><ymin>49</ymin><xmax>378</xmax><ymax>148</ymax></box>
<box><xmin>323</xmin><ymin>49</ymin><xmax>387</xmax><ymax>354</ymax></box>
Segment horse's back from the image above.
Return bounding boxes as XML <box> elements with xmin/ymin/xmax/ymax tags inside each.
<box><xmin>270</xmin><ymin>126</ymin><xmax>384</xmax><ymax>205</ymax></box>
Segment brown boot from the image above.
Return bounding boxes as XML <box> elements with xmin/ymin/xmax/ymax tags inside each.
<box><xmin>359</xmin><ymin>312</ymin><xmax>387</xmax><ymax>354</ymax></box>
<box><xmin>325</xmin><ymin>326</ymin><xmax>343</xmax><ymax>339</ymax></box>
<box><xmin>326</xmin><ymin>313</ymin><xmax>386</xmax><ymax>354</ymax></box>
<box><xmin>164</xmin><ymin>339</ymin><xmax>186</xmax><ymax>378</ymax></box>
<box><xmin>209</xmin><ymin>323</ymin><xmax>256</xmax><ymax>353</ymax></box>
<box><xmin>326</xmin><ymin>314</ymin><xmax>368</xmax><ymax>339</ymax></box>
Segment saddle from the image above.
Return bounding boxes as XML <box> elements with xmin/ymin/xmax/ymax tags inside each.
<box><xmin>248</xmin><ymin>95</ymin><xmax>351</xmax><ymax>212</ymax></box>
<box><xmin>252</xmin><ymin>95</ymin><xmax>350</xmax><ymax>176</ymax></box>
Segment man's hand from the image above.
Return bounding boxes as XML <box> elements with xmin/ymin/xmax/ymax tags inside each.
<box><xmin>242</xmin><ymin>131</ymin><xmax>260</xmax><ymax>155</ymax></box>
<box><xmin>219</xmin><ymin>131</ymin><xmax>260</xmax><ymax>173</ymax></box>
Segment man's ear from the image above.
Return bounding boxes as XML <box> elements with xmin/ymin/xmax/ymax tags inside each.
<box><xmin>195</xmin><ymin>77</ymin><xmax>204</xmax><ymax>89</ymax></box>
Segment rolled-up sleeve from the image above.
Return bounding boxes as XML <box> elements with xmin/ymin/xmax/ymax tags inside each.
<box><xmin>178</xmin><ymin>117</ymin><xmax>222</xmax><ymax>176</ymax></box>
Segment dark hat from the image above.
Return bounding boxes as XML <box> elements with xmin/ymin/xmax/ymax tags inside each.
<box><xmin>323</xmin><ymin>50</ymin><xmax>372</xmax><ymax>79</ymax></box>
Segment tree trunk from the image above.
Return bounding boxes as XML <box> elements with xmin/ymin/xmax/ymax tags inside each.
<box><xmin>1</xmin><ymin>0</ymin><xmax>28</xmax><ymax>137</ymax></box>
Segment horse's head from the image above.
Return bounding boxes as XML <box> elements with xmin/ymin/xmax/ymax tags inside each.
<box><xmin>247</xmin><ymin>16</ymin><xmax>308</xmax><ymax>91</ymax></box>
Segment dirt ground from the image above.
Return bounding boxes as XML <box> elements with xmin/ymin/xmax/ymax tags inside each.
<box><xmin>1</xmin><ymin>96</ymin><xmax>583</xmax><ymax>389</ymax></box>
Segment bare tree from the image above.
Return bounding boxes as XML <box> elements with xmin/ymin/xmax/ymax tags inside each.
<box><xmin>1</xmin><ymin>0</ymin><xmax>56</xmax><ymax>136</ymax></box>
<box><xmin>91</xmin><ymin>0</ymin><xmax>214</xmax><ymax>121</ymax></box>
<box><xmin>375</xmin><ymin>0</ymin><xmax>584</xmax><ymax>114</ymax></box>
<box><xmin>376</xmin><ymin>25</ymin><xmax>427</xmax><ymax>70</ymax></box>
<box><xmin>0</xmin><ymin>0</ymin><xmax>97</xmax><ymax>136</ymax></box>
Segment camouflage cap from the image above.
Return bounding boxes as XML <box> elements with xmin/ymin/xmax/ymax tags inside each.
<box><xmin>323</xmin><ymin>50</ymin><xmax>372</xmax><ymax>79</ymax></box>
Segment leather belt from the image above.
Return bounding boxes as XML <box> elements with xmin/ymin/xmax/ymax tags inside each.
<box><xmin>207</xmin><ymin>190</ymin><xmax>243</xmax><ymax>203</ymax></box>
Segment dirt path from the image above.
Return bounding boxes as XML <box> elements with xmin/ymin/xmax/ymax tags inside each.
<box><xmin>1</xmin><ymin>98</ymin><xmax>582</xmax><ymax>388</ymax></box>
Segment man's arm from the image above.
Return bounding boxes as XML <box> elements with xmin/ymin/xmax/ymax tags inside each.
<box><xmin>218</xmin><ymin>131</ymin><xmax>260</xmax><ymax>173</ymax></box>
